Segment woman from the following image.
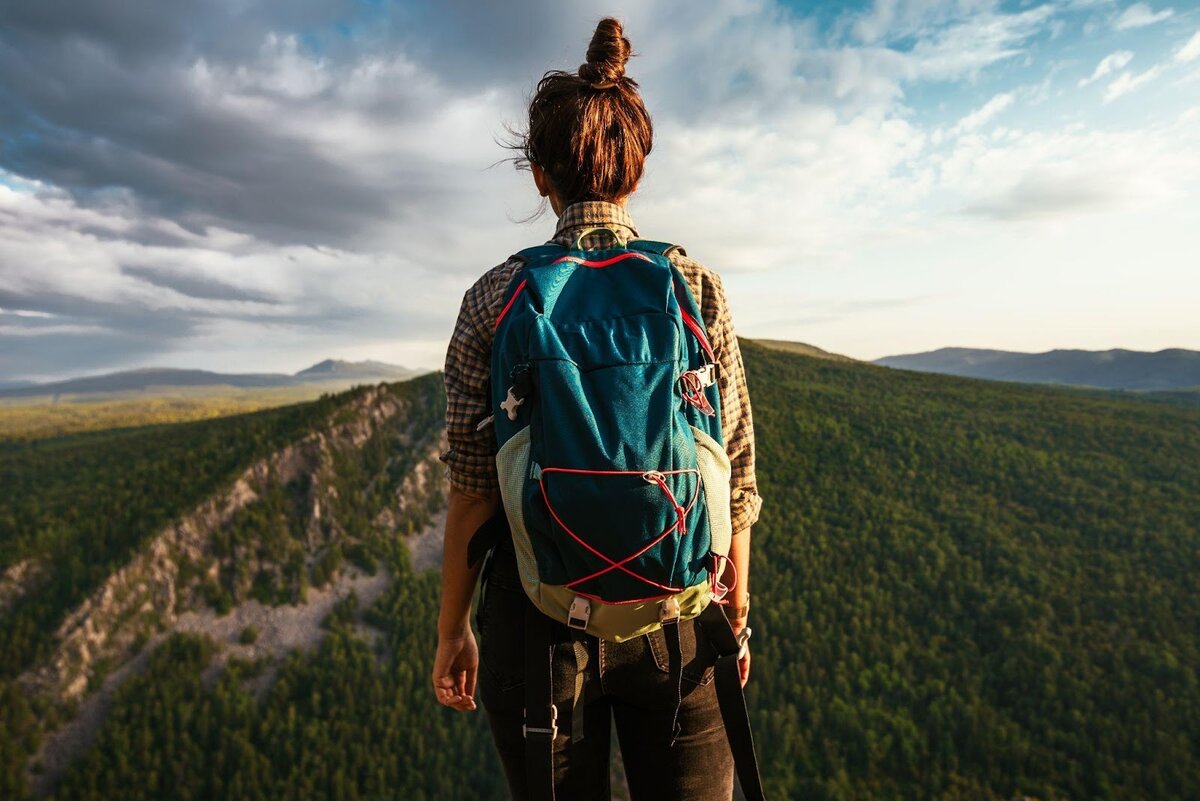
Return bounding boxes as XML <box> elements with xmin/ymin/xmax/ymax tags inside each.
<box><xmin>433</xmin><ymin>17</ymin><xmax>762</xmax><ymax>801</ymax></box>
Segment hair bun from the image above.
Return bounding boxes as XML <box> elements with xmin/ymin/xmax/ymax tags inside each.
<box><xmin>578</xmin><ymin>17</ymin><xmax>632</xmax><ymax>90</ymax></box>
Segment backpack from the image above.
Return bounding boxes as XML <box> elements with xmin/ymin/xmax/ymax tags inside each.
<box><xmin>484</xmin><ymin>230</ymin><xmax>767</xmax><ymax>801</ymax></box>
<box><xmin>489</xmin><ymin>233</ymin><xmax>732</xmax><ymax>641</ymax></box>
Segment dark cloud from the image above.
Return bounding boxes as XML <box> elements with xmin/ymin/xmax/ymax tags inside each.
<box><xmin>0</xmin><ymin>286</ymin><xmax>199</xmax><ymax>339</ymax></box>
<box><xmin>120</xmin><ymin>265</ymin><xmax>280</xmax><ymax>304</ymax></box>
<box><xmin>0</xmin><ymin>0</ymin><xmax>488</xmax><ymax>249</ymax></box>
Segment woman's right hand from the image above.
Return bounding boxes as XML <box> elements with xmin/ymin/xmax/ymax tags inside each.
<box><xmin>432</xmin><ymin>629</ymin><xmax>479</xmax><ymax>712</ymax></box>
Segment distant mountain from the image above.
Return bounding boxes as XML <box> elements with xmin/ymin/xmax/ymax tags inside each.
<box><xmin>874</xmin><ymin>347</ymin><xmax>1200</xmax><ymax>391</ymax></box>
<box><xmin>749</xmin><ymin>338</ymin><xmax>856</xmax><ymax>362</ymax></box>
<box><xmin>0</xmin><ymin>360</ymin><xmax>425</xmax><ymax>399</ymax></box>
<box><xmin>295</xmin><ymin>359</ymin><xmax>420</xmax><ymax>381</ymax></box>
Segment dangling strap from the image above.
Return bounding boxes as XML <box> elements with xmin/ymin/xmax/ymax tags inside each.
<box><xmin>524</xmin><ymin>602</ymin><xmax>557</xmax><ymax>801</ymax></box>
<box><xmin>662</xmin><ymin>616</ymin><xmax>684</xmax><ymax>746</ymax></box>
<box><xmin>697</xmin><ymin>603</ymin><xmax>767</xmax><ymax>801</ymax></box>
<box><xmin>569</xmin><ymin>629</ymin><xmax>588</xmax><ymax>744</ymax></box>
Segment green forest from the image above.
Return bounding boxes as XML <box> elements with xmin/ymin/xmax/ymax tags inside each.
<box><xmin>2</xmin><ymin>342</ymin><xmax>1198</xmax><ymax>799</ymax></box>
<box><xmin>0</xmin><ymin>388</ymin><xmax>355</xmax><ymax>677</ymax></box>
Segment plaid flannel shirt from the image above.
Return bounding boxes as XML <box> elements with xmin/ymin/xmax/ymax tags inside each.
<box><xmin>441</xmin><ymin>201</ymin><xmax>763</xmax><ymax>535</ymax></box>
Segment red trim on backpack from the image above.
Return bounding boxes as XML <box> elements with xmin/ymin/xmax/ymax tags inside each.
<box><xmin>538</xmin><ymin>466</ymin><xmax>702</xmax><ymax>601</ymax></box>
<box><xmin>551</xmin><ymin>252</ymin><xmax>654</xmax><ymax>269</ymax></box>
<box><xmin>672</xmin><ymin>279</ymin><xmax>717</xmax><ymax>363</ymax></box>
<box><xmin>493</xmin><ymin>278</ymin><xmax>527</xmax><ymax>331</ymax></box>
<box><xmin>679</xmin><ymin>307</ymin><xmax>716</xmax><ymax>363</ymax></box>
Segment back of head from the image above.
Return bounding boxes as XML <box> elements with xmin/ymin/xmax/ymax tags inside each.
<box><xmin>513</xmin><ymin>17</ymin><xmax>653</xmax><ymax>206</ymax></box>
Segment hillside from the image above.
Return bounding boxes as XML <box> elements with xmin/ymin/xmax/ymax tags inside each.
<box><xmin>875</xmin><ymin>346</ymin><xmax>1200</xmax><ymax>391</ymax></box>
<box><xmin>749</xmin><ymin>338</ymin><xmax>856</xmax><ymax>362</ymax></box>
<box><xmin>3</xmin><ymin>346</ymin><xmax>1199</xmax><ymax>800</ymax></box>
<box><xmin>0</xmin><ymin>374</ymin><xmax>454</xmax><ymax>797</ymax></box>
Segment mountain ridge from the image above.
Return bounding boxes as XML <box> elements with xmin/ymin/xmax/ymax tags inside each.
<box><xmin>0</xmin><ymin>360</ymin><xmax>425</xmax><ymax>399</ymax></box>
<box><xmin>875</xmin><ymin>345</ymin><xmax>1200</xmax><ymax>390</ymax></box>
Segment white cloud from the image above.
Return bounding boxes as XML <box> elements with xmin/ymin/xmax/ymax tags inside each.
<box><xmin>953</xmin><ymin>93</ymin><xmax>1016</xmax><ymax>135</ymax></box>
<box><xmin>1113</xmin><ymin>2</ymin><xmax>1174</xmax><ymax>30</ymax></box>
<box><xmin>1079</xmin><ymin>50</ymin><xmax>1134</xmax><ymax>86</ymax></box>
<box><xmin>1104</xmin><ymin>66</ymin><xmax>1164</xmax><ymax>101</ymax></box>
<box><xmin>944</xmin><ymin>108</ymin><xmax>1200</xmax><ymax>222</ymax></box>
<box><xmin>5</xmin><ymin>0</ymin><xmax>1200</xmax><ymax>376</ymax></box>
<box><xmin>1176</xmin><ymin>30</ymin><xmax>1200</xmax><ymax>63</ymax></box>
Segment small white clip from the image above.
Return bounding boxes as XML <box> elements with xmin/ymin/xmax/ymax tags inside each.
<box><xmin>693</xmin><ymin>363</ymin><xmax>717</xmax><ymax>387</ymax></box>
<box><xmin>567</xmin><ymin>596</ymin><xmax>591</xmax><ymax>630</ymax></box>
<box><xmin>475</xmin><ymin>414</ymin><xmax>495</xmax><ymax>432</ymax></box>
<box><xmin>522</xmin><ymin>704</ymin><xmax>558</xmax><ymax>739</ymax></box>
<box><xmin>500</xmin><ymin>386</ymin><xmax>525</xmax><ymax>421</ymax></box>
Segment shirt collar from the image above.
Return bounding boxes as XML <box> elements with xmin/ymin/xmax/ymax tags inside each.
<box><xmin>551</xmin><ymin>201</ymin><xmax>640</xmax><ymax>247</ymax></box>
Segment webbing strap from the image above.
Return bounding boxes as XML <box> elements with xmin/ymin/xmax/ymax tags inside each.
<box><xmin>698</xmin><ymin>603</ymin><xmax>767</xmax><ymax>801</ymax></box>
<box><xmin>524</xmin><ymin>603</ymin><xmax>556</xmax><ymax>801</ymax></box>
<box><xmin>513</xmin><ymin>243</ymin><xmax>568</xmax><ymax>264</ymax></box>
<box><xmin>569</xmin><ymin>630</ymin><xmax>587</xmax><ymax>744</ymax></box>
<box><xmin>627</xmin><ymin>239</ymin><xmax>687</xmax><ymax>258</ymax></box>
<box><xmin>662</xmin><ymin>618</ymin><xmax>684</xmax><ymax>746</ymax></box>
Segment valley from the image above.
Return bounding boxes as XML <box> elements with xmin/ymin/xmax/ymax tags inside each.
<box><xmin>1</xmin><ymin>343</ymin><xmax>1197</xmax><ymax>800</ymax></box>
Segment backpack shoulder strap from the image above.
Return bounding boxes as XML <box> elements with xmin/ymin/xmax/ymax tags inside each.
<box><xmin>627</xmin><ymin>239</ymin><xmax>688</xmax><ymax>259</ymax></box>
<box><xmin>512</xmin><ymin>243</ymin><xmax>568</xmax><ymax>264</ymax></box>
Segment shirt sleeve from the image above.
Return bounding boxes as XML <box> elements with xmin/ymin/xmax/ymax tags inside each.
<box><xmin>694</xmin><ymin>264</ymin><xmax>764</xmax><ymax>535</ymax></box>
<box><xmin>440</xmin><ymin>264</ymin><xmax>510</xmax><ymax>499</ymax></box>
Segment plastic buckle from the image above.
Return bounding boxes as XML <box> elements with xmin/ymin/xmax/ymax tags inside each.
<box><xmin>523</xmin><ymin>704</ymin><xmax>558</xmax><ymax>739</ymax></box>
<box><xmin>501</xmin><ymin>386</ymin><xmax>525</xmax><ymax>421</ymax></box>
<box><xmin>567</xmin><ymin>596</ymin><xmax>591</xmax><ymax>630</ymax></box>
<box><xmin>694</xmin><ymin>363</ymin><xmax>717</xmax><ymax>387</ymax></box>
<box><xmin>660</xmin><ymin>596</ymin><xmax>681</xmax><ymax>625</ymax></box>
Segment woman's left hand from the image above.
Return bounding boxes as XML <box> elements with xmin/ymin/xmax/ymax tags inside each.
<box><xmin>433</xmin><ymin>629</ymin><xmax>479</xmax><ymax>711</ymax></box>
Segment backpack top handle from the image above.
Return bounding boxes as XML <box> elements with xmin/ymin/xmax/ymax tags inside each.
<box><xmin>571</xmin><ymin>226</ymin><xmax>627</xmax><ymax>250</ymax></box>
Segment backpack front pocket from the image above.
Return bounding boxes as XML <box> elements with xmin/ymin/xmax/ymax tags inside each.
<box><xmin>535</xmin><ymin>465</ymin><xmax>705</xmax><ymax>603</ymax></box>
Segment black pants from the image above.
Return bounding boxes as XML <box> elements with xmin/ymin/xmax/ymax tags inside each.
<box><xmin>477</xmin><ymin>540</ymin><xmax>735</xmax><ymax>801</ymax></box>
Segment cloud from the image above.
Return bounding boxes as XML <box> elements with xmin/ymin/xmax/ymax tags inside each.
<box><xmin>1177</xmin><ymin>30</ymin><xmax>1200</xmax><ymax>63</ymax></box>
<box><xmin>1104</xmin><ymin>66</ymin><xmax>1163</xmax><ymax>101</ymax></box>
<box><xmin>1079</xmin><ymin>50</ymin><xmax>1134</xmax><ymax>86</ymax></box>
<box><xmin>1113</xmin><ymin>2</ymin><xmax>1174</xmax><ymax>30</ymax></box>
<box><xmin>948</xmin><ymin>114</ymin><xmax>1200</xmax><ymax>221</ymax></box>
<box><xmin>953</xmin><ymin>93</ymin><xmax>1015</xmax><ymax>135</ymax></box>
<box><xmin>3</xmin><ymin>0</ymin><xmax>1197</xmax><ymax>378</ymax></box>
<box><xmin>119</xmin><ymin>265</ymin><xmax>280</xmax><ymax>304</ymax></box>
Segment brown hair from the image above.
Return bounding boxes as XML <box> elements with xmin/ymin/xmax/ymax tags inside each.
<box><xmin>509</xmin><ymin>17</ymin><xmax>653</xmax><ymax>207</ymax></box>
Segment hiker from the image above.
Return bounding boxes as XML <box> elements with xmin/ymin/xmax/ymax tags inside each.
<box><xmin>433</xmin><ymin>17</ymin><xmax>764</xmax><ymax>801</ymax></box>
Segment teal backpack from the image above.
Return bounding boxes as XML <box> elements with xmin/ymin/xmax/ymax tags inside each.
<box><xmin>490</xmin><ymin>233</ymin><xmax>731</xmax><ymax>640</ymax></box>
<box><xmin>484</xmin><ymin>230</ymin><xmax>766</xmax><ymax>801</ymax></box>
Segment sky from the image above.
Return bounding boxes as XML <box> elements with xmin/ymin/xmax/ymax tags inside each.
<box><xmin>1</xmin><ymin>0</ymin><xmax>1198</xmax><ymax>382</ymax></box>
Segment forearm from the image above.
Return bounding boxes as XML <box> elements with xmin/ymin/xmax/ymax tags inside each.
<box><xmin>724</xmin><ymin>527</ymin><xmax>751</xmax><ymax>631</ymax></box>
<box><xmin>438</xmin><ymin>484</ymin><xmax>500</xmax><ymax>639</ymax></box>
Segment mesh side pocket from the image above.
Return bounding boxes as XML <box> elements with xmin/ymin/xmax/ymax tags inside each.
<box><xmin>495</xmin><ymin>426</ymin><xmax>540</xmax><ymax>593</ymax></box>
<box><xmin>691</xmin><ymin>425</ymin><xmax>732</xmax><ymax>558</ymax></box>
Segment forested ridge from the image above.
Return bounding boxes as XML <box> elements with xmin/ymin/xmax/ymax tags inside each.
<box><xmin>0</xmin><ymin>388</ymin><xmax>355</xmax><ymax>677</ymax></box>
<box><xmin>2</xmin><ymin>343</ymin><xmax>1197</xmax><ymax>799</ymax></box>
